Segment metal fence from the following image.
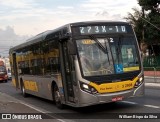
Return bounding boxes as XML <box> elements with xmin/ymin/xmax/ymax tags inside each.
<box><xmin>144</xmin><ymin>67</ymin><xmax>160</xmax><ymax>83</ymax></box>
<box><xmin>143</xmin><ymin>56</ymin><xmax>160</xmax><ymax>83</ymax></box>
<box><xmin>143</xmin><ymin>56</ymin><xmax>160</xmax><ymax>68</ymax></box>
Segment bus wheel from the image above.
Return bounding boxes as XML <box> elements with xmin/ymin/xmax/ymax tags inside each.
<box><xmin>54</xmin><ymin>85</ymin><xmax>63</xmax><ymax>109</ymax></box>
<box><xmin>21</xmin><ymin>83</ymin><xmax>28</xmax><ymax>97</ymax></box>
<box><xmin>4</xmin><ymin>80</ymin><xmax>7</xmax><ymax>83</ymax></box>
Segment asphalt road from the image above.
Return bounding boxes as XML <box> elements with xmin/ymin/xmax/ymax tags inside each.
<box><xmin>0</xmin><ymin>80</ymin><xmax>160</xmax><ymax>122</ymax></box>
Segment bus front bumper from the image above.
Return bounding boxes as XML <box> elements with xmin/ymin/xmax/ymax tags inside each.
<box><xmin>76</xmin><ymin>82</ymin><xmax>144</xmax><ymax>107</ymax></box>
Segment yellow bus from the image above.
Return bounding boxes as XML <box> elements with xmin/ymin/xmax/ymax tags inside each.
<box><xmin>9</xmin><ymin>21</ymin><xmax>144</xmax><ymax>108</ymax></box>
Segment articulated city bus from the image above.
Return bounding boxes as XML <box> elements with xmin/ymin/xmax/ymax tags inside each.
<box><xmin>9</xmin><ymin>21</ymin><xmax>144</xmax><ymax>108</ymax></box>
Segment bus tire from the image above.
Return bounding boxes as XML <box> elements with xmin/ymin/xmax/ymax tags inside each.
<box><xmin>53</xmin><ymin>85</ymin><xmax>64</xmax><ymax>109</ymax></box>
<box><xmin>4</xmin><ymin>80</ymin><xmax>7</xmax><ymax>83</ymax></box>
<box><xmin>21</xmin><ymin>82</ymin><xmax>28</xmax><ymax>98</ymax></box>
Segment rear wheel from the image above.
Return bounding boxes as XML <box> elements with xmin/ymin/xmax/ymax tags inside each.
<box><xmin>53</xmin><ymin>85</ymin><xmax>64</xmax><ymax>109</ymax></box>
<box><xmin>4</xmin><ymin>80</ymin><xmax>8</xmax><ymax>83</ymax></box>
<box><xmin>21</xmin><ymin>82</ymin><xmax>28</xmax><ymax>97</ymax></box>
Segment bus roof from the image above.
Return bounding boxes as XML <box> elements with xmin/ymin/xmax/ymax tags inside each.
<box><xmin>9</xmin><ymin>21</ymin><xmax>129</xmax><ymax>53</ymax></box>
<box><xmin>69</xmin><ymin>21</ymin><xmax>129</xmax><ymax>26</ymax></box>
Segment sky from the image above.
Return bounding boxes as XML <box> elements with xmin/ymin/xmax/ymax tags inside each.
<box><xmin>0</xmin><ymin>0</ymin><xmax>140</xmax><ymax>57</ymax></box>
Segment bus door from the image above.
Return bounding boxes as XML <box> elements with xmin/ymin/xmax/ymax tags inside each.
<box><xmin>59</xmin><ymin>41</ymin><xmax>75</xmax><ymax>103</ymax></box>
<box><xmin>12</xmin><ymin>53</ymin><xmax>19</xmax><ymax>89</ymax></box>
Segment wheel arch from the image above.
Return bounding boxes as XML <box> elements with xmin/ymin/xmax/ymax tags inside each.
<box><xmin>51</xmin><ymin>80</ymin><xmax>57</xmax><ymax>101</ymax></box>
<box><xmin>20</xmin><ymin>77</ymin><xmax>23</xmax><ymax>90</ymax></box>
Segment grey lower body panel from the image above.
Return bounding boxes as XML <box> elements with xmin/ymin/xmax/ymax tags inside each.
<box><xmin>73</xmin><ymin>82</ymin><xmax>144</xmax><ymax>107</ymax></box>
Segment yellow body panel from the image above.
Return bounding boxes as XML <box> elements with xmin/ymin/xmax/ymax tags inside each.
<box><xmin>12</xmin><ymin>78</ymin><xmax>16</xmax><ymax>86</ymax></box>
<box><xmin>89</xmin><ymin>77</ymin><xmax>139</xmax><ymax>93</ymax></box>
<box><xmin>24</xmin><ymin>80</ymin><xmax>38</xmax><ymax>92</ymax></box>
<box><xmin>123</xmin><ymin>66</ymin><xmax>139</xmax><ymax>72</ymax></box>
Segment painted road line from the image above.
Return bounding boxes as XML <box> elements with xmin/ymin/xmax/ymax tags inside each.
<box><xmin>144</xmin><ymin>105</ymin><xmax>160</xmax><ymax>109</ymax></box>
<box><xmin>121</xmin><ymin>101</ymin><xmax>137</xmax><ymax>105</ymax></box>
<box><xmin>20</xmin><ymin>102</ymin><xmax>68</xmax><ymax>122</ymax></box>
<box><xmin>1</xmin><ymin>92</ymin><xmax>71</xmax><ymax>122</ymax></box>
<box><xmin>122</xmin><ymin>100</ymin><xmax>160</xmax><ymax>109</ymax></box>
<box><xmin>145</xmin><ymin>83</ymin><xmax>160</xmax><ymax>87</ymax></box>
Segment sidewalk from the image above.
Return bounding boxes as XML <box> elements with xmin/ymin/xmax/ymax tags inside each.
<box><xmin>0</xmin><ymin>92</ymin><xmax>60</xmax><ymax>121</ymax></box>
<box><xmin>145</xmin><ymin>76</ymin><xmax>160</xmax><ymax>89</ymax></box>
<box><xmin>144</xmin><ymin>71</ymin><xmax>160</xmax><ymax>77</ymax></box>
<box><xmin>0</xmin><ymin>92</ymin><xmax>40</xmax><ymax>113</ymax></box>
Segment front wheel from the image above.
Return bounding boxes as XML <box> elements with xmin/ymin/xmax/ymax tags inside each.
<box><xmin>53</xmin><ymin>85</ymin><xmax>64</xmax><ymax>109</ymax></box>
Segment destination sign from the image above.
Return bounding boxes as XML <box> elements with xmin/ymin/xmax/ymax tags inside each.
<box><xmin>79</xmin><ymin>25</ymin><xmax>127</xmax><ymax>35</ymax></box>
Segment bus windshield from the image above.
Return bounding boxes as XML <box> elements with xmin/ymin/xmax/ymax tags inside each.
<box><xmin>0</xmin><ymin>66</ymin><xmax>6</xmax><ymax>72</ymax></box>
<box><xmin>76</xmin><ymin>37</ymin><xmax>140</xmax><ymax>76</ymax></box>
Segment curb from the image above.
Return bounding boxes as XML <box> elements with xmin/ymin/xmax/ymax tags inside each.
<box><xmin>0</xmin><ymin>92</ymin><xmax>19</xmax><ymax>103</ymax></box>
<box><xmin>145</xmin><ymin>83</ymin><xmax>160</xmax><ymax>89</ymax></box>
<box><xmin>145</xmin><ymin>76</ymin><xmax>160</xmax><ymax>79</ymax></box>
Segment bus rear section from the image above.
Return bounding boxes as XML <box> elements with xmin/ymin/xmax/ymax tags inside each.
<box><xmin>0</xmin><ymin>61</ymin><xmax>8</xmax><ymax>82</ymax></box>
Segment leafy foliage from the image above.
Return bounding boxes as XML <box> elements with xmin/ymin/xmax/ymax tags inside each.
<box><xmin>125</xmin><ymin>0</ymin><xmax>160</xmax><ymax>45</ymax></box>
<box><xmin>139</xmin><ymin>0</ymin><xmax>160</xmax><ymax>12</ymax></box>
<box><xmin>139</xmin><ymin>0</ymin><xmax>160</xmax><ymax>44</ymax></box>
<box><xmin>124</xmin><ymin>8</ymin><xmax>144</xmax><ymax>44</ymax></box>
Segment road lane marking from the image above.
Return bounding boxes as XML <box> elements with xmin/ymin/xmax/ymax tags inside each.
<box><xmin>145</xmin><ymin>83</ymin><xmax>160</xmax><ymax>87</ymax></box>
<box><xmin>144</xmin><ymin>105</ymin><xmax>160</xmax><ymax>109</ymax></box>
<box><xmin>1</xmin><ymin>92</ymin><xmax>69</xmax><ymax>122</ymax></box>
<box><xmin>19</xmin><ymin>102</ymin><xmax>68</xmax><ymax>122</ymax></box>
<box><xmin>2</xmin><ymin>92</ymin><xmax>160</xmax><ymax>120</ymax></box>
<box><xmin>121</xmin><ymin>101</ymin><xmax>137</xmax><ymax>105</ymax></box>
<box><xmin>122</xmin><ymin>101</ymin><xmax>160</xmax><ymax>109</ymax></box>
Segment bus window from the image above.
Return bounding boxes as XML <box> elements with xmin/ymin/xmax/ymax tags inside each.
<box><xmin>110</xmin><ymin>37</ymin><xmax>140</xmax><ymax>73</ymax></box>
<box><xmin>76</xmin><ymin>38</ymin><xmax>114</xmax><ymax>76</ymax></box>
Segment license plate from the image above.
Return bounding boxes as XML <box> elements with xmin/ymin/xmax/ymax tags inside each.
<box><xmin>112</xmin><ymin>96</ymin><xmax>123</xmax><ymax>102</ymax></box>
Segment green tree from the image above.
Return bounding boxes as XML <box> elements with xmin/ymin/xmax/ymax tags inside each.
<box><xmin>124</xmin><ymin>7</ymin><xmax>148</xmax><ymax>55</ymax></box>
<box><xmin>139</xmin><ymin>0</ymin><xmax>160</xmax><ymax>44</ymax></box>
<box><xmin>125</xmin><ymin>0</ymin><xmax>160</xmax><ymax>54</ymax></box>
<box><xmin>124</xmin><ymin>8</ymin><xmax>144</xmax><ymax>44</ymax></box>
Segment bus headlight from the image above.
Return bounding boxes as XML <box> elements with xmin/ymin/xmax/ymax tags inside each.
<box><xmin>80</xmin><ymin>82</ymin><xmax>98</xmax><ymax>94</ymax></box>
<box><xmin>82</xmin><ymin>84</ymin><xmax>89</xmax><ymax>89</ymax></box>
<box><xmin>139</xmin><ymin>77</ymin><xmax>143</xmax><ymax>82</ymax></box>
<box><xmin>134</xmin><ymin>77</ymin><xmax>143</xmax><ymax>88</ymax></box>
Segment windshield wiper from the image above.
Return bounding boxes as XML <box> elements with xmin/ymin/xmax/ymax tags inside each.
<box><xmin>89</xmin><ymin>35</ymin><xmax>107</xmax><ymax>54</ymax></box>
<box><xmin>116</xmin><ymin>37</ymin><xmax>122</xmax><ymax>63</ymax></box>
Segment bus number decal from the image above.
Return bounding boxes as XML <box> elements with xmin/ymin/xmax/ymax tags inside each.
<box><xmin>87</xmin><ymin>26</ymin><xmax>91</xmax><ymax>33</ymax></box>
<box><xmin>121</xmin><ymin>26</ymin><xmax>126</xmax><ymax>32</ymax></box>
<box><xmin>125</xmin><ymin>83</ymin><xmax>133</xmax><ymax>88</ymax></box>
<box><xmin>115</xmin><ymin>26</ymin><xmax>119</xmax><ymax>32</ymax></box>
<box><xmin>80</xmin><ymin>27</ymin><xmax>84</xmax><ymax>34</ymax></box>
<box><xmin>110</xmin><ymin>38</ymin><xmax>114</xmax><ymax>42</ymax></box>
<box><xmin>95</xmin><ymin>26</ymin><xmax>99</xmax><ymax>33</ymax></box>
<box><xmin>79</xmin><ymin>25</ymin><xmax>127</xmax><ymax>35</ymax></box>
<box><xmin>102</xmin><ymin>26</ymin><xmax>106</xmax><ymax>32</ymax></box>
<box><xmin>122</xmin><ymin>83</ymin><xmax>133</xmax><ymax>88</ymax></box>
